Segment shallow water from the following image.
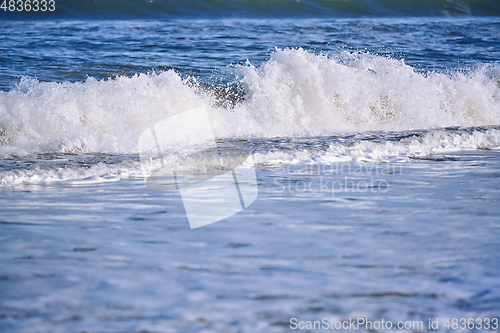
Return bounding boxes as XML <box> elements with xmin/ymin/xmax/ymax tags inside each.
<box><xmin>1</xmin><ymin>148</ymin><xmax>500</xmax><ymax>332</ymax></box>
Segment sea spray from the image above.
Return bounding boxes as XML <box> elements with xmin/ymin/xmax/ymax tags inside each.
<box><xmin>1</xmin><ymin>49</ymin><xmax>499</xmax><ymax>157</ymax></box>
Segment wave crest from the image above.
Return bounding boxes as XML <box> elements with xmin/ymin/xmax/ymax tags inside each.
<box><xmin>1</xmin><ymin>49</ymin><xmax>499</xmax><ymax>156</ymax></box>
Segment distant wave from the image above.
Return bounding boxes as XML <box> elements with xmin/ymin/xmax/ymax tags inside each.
<box><xmin>1</xmin><ymin>49</ymin><xmax>500</xmax><ymax>156</ymax></box>
<box><xmin>5</xmin><ymin>0</ymin><xmax>500</xmax><ymax>20</ymax></box>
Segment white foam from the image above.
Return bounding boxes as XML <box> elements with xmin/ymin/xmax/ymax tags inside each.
<box><xmin>252</xmin><ymin>128</ymin><xmax>500</xmax><ymax>165</ymax></box>
<box><xmin>0</xmin><ymin>71</ymin><xmax>208</xmax><ymax>157</ymax></box>
<box><xmin>1</xmin><ymin>128</ymin><xmax>498</xmax><ymax>187</ymax></box>
<box><xmin>0</xmin><ymin>160</ymin><xmax>143</xmax><ymax>187</ymax></box>
<box><xmin>215</xmin><ymin>48</ymin><xmax>500</xmax><ymax>137</ymax></box>
<box><xmin>1</xmin><ymin>49</ymin><xmax>499</xmax><ymax>158</ymax></box>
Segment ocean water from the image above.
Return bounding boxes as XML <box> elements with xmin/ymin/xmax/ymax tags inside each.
<box><xmin>1</xmin><ymin>2</ymin><xmax>500</xmax><ymax>333</ymax></box>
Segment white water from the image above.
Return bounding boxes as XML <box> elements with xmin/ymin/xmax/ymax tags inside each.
<box><xmin>1</xmin><ymin>128</ymin><xmax>499</xmax><ymax>187</ymax></box>
<box><xmin>1</xmin><ymin>49</ymin><xmax>499</xmax><ymax>157</ymax></box>
<box><xmin>1</xmin><ymin>49</ymin><xmax>499</xmax><ymax>186</ymax></box>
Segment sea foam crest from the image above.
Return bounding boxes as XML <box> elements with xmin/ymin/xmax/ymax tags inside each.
<box><xmin>1</xmin><ymin>128</ymin><xmax>499</xmax><ymax>187</ymax></box>
<box><xmin>252</xmin><ymin>128</ymin><xmax>500</xmax><ymax>165</ymax></box>
<box><xmin>0</xmin><ymin>71</ymin><xmax>207</xmax><ymax>157</ymax></box>
<box><xmin>0</xmin><ymin>49</ymin><xmax>499</xmax><ymax>157</ymax></box>
<box><xmin>215</xmin><ymin>48</ymin><xmax>500</xmax><ymax>138</ymax></box>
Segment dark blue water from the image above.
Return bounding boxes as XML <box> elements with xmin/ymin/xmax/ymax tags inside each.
<box><xmin>2</xmin><ymin>0</ymin><xmax>500</xmax><ymax>20</ymax></box>
<box><xmin>1</xmin><ymin>18</ymin><xmax>500</xmax><ymax>92</ymax></box>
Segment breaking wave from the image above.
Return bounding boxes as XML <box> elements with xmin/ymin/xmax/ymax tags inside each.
<box><xmin>1</xmin><ymin>48</ymin><xmax>499</xmax><ymax>157</ymax></box>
